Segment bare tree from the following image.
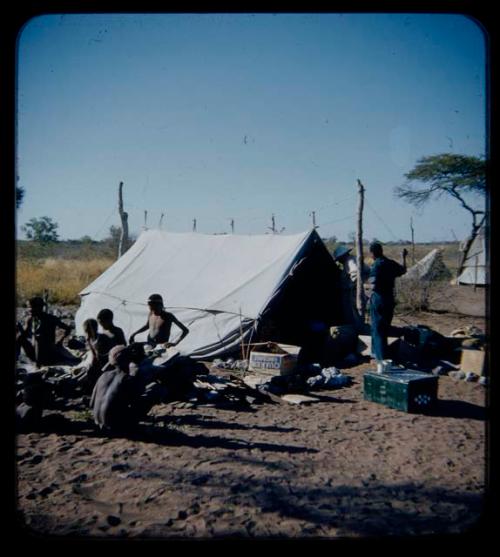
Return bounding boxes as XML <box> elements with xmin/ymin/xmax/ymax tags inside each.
<box><xmin>118</xmin><ymin>181</ymin><xmax>129</xmax><ymax>258</ymax></box>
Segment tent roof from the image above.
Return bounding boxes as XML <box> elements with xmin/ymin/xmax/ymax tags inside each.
<box><xmin>76</xmin><ymin>228</ymin><xmax>328</xmax><ymax>357</ymax></box>
<box><xmin>80</xmin><ymin>229</ymin><xmax>314</xmax><ymax>319</ymax></box>
<box><xmin>402</xmin><ymin>248</ymin><xmax>451</xmax><ymax>281</ymax></box>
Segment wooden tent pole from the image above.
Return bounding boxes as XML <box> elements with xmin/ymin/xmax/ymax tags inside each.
<box><xmin>118</xmin><ymin>181</ymin><xmax>129</xmax><ymax>259</ymax></box>
<box><xmin>356</xmin><ymin>179</ymin><xmax>366</xmax><ymax>322</ymax></box>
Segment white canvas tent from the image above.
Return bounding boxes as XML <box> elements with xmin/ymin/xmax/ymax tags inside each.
<box><xmin>457</xmin><ymin>225</ymin><xmax>488</xmax><ymax>285</ymax></box>
<box><xmin>401</xmin><ymin>248</ymin><xmax>451</xmax><ymax>282</ymax></box>
<box><xmin>75</xmin><ymin>229</ymin><xmax>347</xmax><ymax>359</ymax></box>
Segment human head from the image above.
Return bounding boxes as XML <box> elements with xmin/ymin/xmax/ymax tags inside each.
<box><xmin>108</xmin><ymin>343</ymin><xmax>145</xmax><ymax>372</ymax></box>
<box><xmin>83</xmin><ymin>318</ymin><xmax>98</xmax><ymax>339</ymax></box>
<box><xmin>97</xmin><ymin>308</ymin><xmax>114</xmax><ymax>328</ymax></box>
<box><xmin>333</xmin><ymin>245</ymin><xmax>352</xmax><ymax>262</ymax></box>
<box><xmin>369</xmin><ymin>242</ymin><xmax>384</xmax><ymax>258</ymax></box>
<box><xmin>29</xmin><ymin>296</ymin><xmax>45</xmax><ymax>316</ymax></box>
<box><xmin>147</xmin><ymin>293</ymin><xmax>164</xmax><ymax>312</ymax></box>
<box><xmin>108</xmin><ymin>345</ymin><xmax>129</xmax><ymax>371</ymax></box>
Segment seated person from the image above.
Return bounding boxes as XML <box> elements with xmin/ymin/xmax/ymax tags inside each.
<box><xmin>90</xmin><ymin>344</ymin><xmax>163</xmax><ymax>432</ymax></box>
<box><xmin>16</xmin><ymin>296</ymin><xmax>76</xmax><ymax>367</ymax></box>
<box><xmin>128</xmin><ymin>293</ymin><xmax>189</xmax><ymax>350</ymax></box>
<box><xmin>97</xmin><ymin>308</ymin><xmax>127</xmax><ymax>348</ymax></box>
<box><xmin>75</xmin><ymin>318</ymin><xmax>116</xmax><ymax>392</ymax></box>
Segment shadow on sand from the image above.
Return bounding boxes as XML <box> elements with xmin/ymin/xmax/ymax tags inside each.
<box><xmin>423</xmin><ymin>399</ymin><xmax>486</xmax><ymax>421</ymax></box>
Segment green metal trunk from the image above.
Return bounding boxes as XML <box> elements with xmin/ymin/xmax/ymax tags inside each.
<box><xmin>363</xmin><ymin>370</ymin><xmax>438</xmax><ymax>413</ymax></box>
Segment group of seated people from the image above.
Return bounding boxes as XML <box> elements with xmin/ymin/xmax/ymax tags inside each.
<box><xmin>16</xmin><ymin>293</ymin><xmax>192</xmax><ymax>432</ymax></box>
<box><xmin>16</xmin><ymin>293</ymin><xmax>190</xmax><ymax>392</ymax></box>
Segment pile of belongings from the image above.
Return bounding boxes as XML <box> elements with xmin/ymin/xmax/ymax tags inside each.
<box><xmin>241</xmin><ymin>362</ymin><xmax>352</xmax><ymax>401</ymax></box>
<box><xmin>397</xmin><ymin>324</ymin><xmax>452</xmax><ymax>369</ymax></box>
<box><xmin>446</xmin><ymin>325</ymin><xmax>487</xmax><ymax>384</ymax></box>
<box><xmin>211</xmin><ymin>358</ymin><xmax>249</xmax><ymax>371</ymax></box>
<box><xmin>448</xmin><ymin>325</ymin><xmax>486</xmax><ymax>349</ymax></box>
<box><xmin>305</xmin><ymin>366</ymin><xmax>352</xmax><ymax>389</ymax></box>
<box><xmin>191</xmin><ymin>374</ymin><xmax>254</xmax><ymax>405</ymax></box>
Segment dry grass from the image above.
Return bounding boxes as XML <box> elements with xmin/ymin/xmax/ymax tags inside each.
<box><xmin>16</xmin><ymin>257</ymin><xmax>114</xmax><ymax>305</ymax></box>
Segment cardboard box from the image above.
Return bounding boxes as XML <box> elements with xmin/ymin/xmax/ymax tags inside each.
<box><xmin>248</xmin><ymin>343</ymin><xmax>300</xmax><ymax>376</ymax></box>
<box><xmin>460</xmin><ymin>349</ymin><xmax>486</xmax><ymax>376</ymax></box>
<box><xmin>363</xmin><ymin>369</ymin><xmax>438</xmax><ymax>413</ymax></box>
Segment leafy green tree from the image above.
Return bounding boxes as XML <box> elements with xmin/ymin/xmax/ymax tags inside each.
<box><xmin>16</xmin><ymin>186</ymin><xmax>25</xmax><ymax>208</ymax></box>
<box><xmin>22</xmin><ymin>216</ymin><xmax>59</xmax><ymax>242</ymax></box>
<box><xmin>395</xmin><ymin>153</ymin><xmax>486</xmax><ymax>271</ymax></box>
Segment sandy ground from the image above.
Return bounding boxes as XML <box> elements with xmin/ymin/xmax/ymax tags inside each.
<box><xmin>15</xmin><ymin>285</ymin><xmax>489</xmax><ymax>540</ymax></box>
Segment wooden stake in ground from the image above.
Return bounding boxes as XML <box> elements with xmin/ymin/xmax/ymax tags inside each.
<box><xmin>356</xmin><ymin>179</ymin><xmax>366</xmax><ymax>321</ymax></box>
<box><xmin>410</xmin><ymin>217</ymin><xmax>415</xmax><ymax>265</ymax></box>
<box><xmin>118</xmin><ymin>181</ymin><xmax>129</xmax><ymax>259</ymax></box>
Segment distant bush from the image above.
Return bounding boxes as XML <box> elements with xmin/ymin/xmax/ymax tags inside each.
<box><xmin>22</xmin><ymin>216</ymin><xmax>59</xmax><ymax>242</ymax></box>
<box><xmin>394</xmin><ymin>277</ymin><xmax>450</xmax><ymax>314</ymax></box>
<box><xmin>17</xmin><ymin>239</ymin><xmax>119</xmax><ymax>261</ymax></box>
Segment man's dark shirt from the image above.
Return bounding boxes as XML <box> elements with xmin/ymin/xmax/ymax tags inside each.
<box><xmin>24</xmin><ymin>312</ymin><xmax>69</xmax><ymax>345</ymax></box>
<box><xmin>368</xmin><ymin>256</ymin><xmax>406</xmax><ymax>302</ymax></box>
<box><xmin>95</xmin><ymin>327</ymin><xmax>127</xmax><ymax>365</ymax></box>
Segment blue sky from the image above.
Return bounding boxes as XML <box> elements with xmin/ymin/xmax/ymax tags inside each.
<box><xmin>16</xmin><ymin>13</ymin><xmax>487</xmax><ymax>242</ymax></box>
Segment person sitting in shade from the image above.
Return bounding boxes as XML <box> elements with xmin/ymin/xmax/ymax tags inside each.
<box><xmin>97</xmin><ymin>308</ymin><xmax>127</xmax><ymax>348</ymax></box>
<box><xmin>90</xmin><ymin>344</ymin><xmax>142</xmax><ymax>433</ymax></box>
<box><xmin>90</xmin><ymin>343</ymin><xmax>167</xmax><ymax>433</ymax></box>
<box><xmin>367</xmin><ymin>242</ymin><xmax>408</xmax><ymax>363</ymax></box>
<box><xmin>128</xmin><ymin>293</ymin><xmax>190</xmax><ymax>350</ymax></box>
<box><xmin>16</xmin><ymin>296</ymin><xmax>76</xmax><ymax>367</ymax></box>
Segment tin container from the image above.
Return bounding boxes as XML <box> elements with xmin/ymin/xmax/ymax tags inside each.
<box><xmin>363</xmin><ymin>369</ymin><xmax>438</xmax><ymax>413</ymax></box>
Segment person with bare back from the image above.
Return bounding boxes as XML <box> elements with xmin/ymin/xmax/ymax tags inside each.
<box><xmin>128</xmin><ymin>294</ymin><xmax>189</xmax><ymax>349</ymax></box>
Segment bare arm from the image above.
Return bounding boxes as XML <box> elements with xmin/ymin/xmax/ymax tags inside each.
<box><xmin>129</xmin><ymin>322</ymin><xmax>149</xmax><ymax>344</ymax></box>
<box><xmin>88</xmin><ymin>338</ymin><xmax>99</xmax><ymax>363</ymax></box>
<box><xmin>167</xmin><ymin>316</ymin><xmax>189</xmax><ymax>347</ymax></box>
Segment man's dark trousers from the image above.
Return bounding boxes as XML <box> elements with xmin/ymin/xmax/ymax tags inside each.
<box><xmin>370</xmin><ymin>291</ymin><xmax>394</xmax><ymax>361</ymax></box>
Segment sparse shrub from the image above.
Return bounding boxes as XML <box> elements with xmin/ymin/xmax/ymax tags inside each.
<box><xmin>395</xmin><ymin>278</ymin><xmax>448</xmax><ymax>314</ymax></box>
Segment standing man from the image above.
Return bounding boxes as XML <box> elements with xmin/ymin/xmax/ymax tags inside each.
<box><xmin>368</xmin><ymin>242</ymin><xmax>408</xmax><ymax>363</ymax></box>
<box><xmin>334</xmin><ymin>245</ymin><xmax>367</xmax><ymax>330</ymax></box>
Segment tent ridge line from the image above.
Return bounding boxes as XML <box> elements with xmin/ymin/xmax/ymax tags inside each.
<box><xmin>78</xmin><ymin>289</ymin><xmax>257</xmax><ymax>320</ymax></box>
